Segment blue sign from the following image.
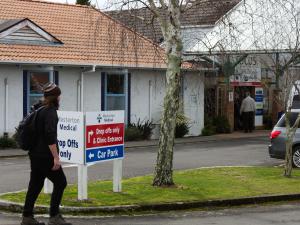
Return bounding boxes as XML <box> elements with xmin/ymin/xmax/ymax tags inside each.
<box><xmin>256</xmin><ymin>109</ymin><xmax>263</xmax><ymax>116</ymax></box>
<box><xmin>255</xmin><ymin>95</ymin><xmax>263</xmax><ymax>102</ymax></box>
<box><xmin>86</xmin><ymin>145</ymin><xmax>124</xmax><ymax>163</ymax></box>
<box><xmin>255</xmin><ymin>90</ymin><xmax>263</xmax><ymax>95</ymax></box>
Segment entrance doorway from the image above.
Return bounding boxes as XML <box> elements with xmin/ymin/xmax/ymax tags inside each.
<box><xmin>234</xmin><ymin>86</ymin><xmax>255</xmax><ymax>130</ymax></box>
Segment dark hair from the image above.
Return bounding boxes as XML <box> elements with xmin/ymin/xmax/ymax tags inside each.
<box><xmin>43</xmin><ymin>95</ymin><xmax>60</xmax><ymax>109</ymax></box>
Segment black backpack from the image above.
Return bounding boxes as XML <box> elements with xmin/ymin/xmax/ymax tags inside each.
<box><xmin>15</xmin><ymin>107</ymin><xmax>44</xmax><ymax>151</ymax></box>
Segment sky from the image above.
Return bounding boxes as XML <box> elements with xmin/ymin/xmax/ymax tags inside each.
<box><xmin>45</xmin><ymin>0</ymin><xmax>143</xmax><ymax>10</ymax></box>
<box><xmin>45</xmin><ymin>0</ymin><xmax>109</xmax><ymax>9</ymax></box>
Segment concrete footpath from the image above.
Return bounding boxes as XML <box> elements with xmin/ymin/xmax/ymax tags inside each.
<box><xmin>0</xmin><ymin>130</ymin><xmax>270</xmax><ymax>158</ymax></box>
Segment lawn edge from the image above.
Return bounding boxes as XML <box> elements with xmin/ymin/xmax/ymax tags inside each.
<box><xmin>1</xmin><ymin>193</ymin><xmax>300</xmax><ymax>215</ymax></box>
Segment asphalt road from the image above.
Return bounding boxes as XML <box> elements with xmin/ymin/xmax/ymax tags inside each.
<box><xmin>0</xmin><ymin>136</ymin><xmax>281</xmax><ymax>193</ymax></box>
<box><xmin>2</xmin><ymin>202</ymin><xmax>300</xmax><ymax>225</ymax></box>
<box><xmin>0</xmin><ymin>136</ymin><xmax>289</xmax><ymax>225</ymax></box>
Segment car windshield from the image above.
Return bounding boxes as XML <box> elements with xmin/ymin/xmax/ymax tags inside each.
<box><xmin>277</xmin><ymin>112</ymin><xmax>300</xmax><ymax>127</ymax></box>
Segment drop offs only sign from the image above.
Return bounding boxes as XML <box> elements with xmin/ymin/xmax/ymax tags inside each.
<box><xmin>57</xmin><ymin>111</ymin><xmax>84</xmax><ymax>164</ymax></box>
<box><xmin>85</xmin><ymin>111</ymin><xmax>125</xmax><ymax>164</ymax></box>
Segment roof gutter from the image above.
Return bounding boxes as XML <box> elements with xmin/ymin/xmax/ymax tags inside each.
<box><xmin>0</xmin><ymin>60</ymin><xmax>168</xmax><ymax>70</ymax></box>
<box><xmin>82</xmin><ymin>65</ymin><xmax>96</xmax><ymax>73</ymax></box>
<box><xmin>184</xmin><ymin>49</ymin><xmax>300</xmax><ymax>56</ymax></box>
<box><xmin>181</xmin><ymin>24</ymin><xmax>214</xmax><ymax>29</ymax></box>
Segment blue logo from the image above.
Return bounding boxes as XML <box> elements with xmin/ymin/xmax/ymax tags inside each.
<box><xmin>97</xmin><ymin>114</ymin><xmax>102</xmax><ymax>123</ymax></box>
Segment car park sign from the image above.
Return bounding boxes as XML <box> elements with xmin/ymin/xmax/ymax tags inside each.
<box><xmin>85</xmin><ymin>111</ymin><xmax>125</xmax><ymax>163</ymax></box>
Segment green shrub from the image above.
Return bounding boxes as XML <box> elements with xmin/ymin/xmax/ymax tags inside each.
<box><xmin>202</xmin><ymin>115</ymin><xmax>230</xmax><ymax>136</ymax></box>
<box><xmin>202</xmin><ymin>116</ymin><xmax>216</xmax><ymax>136</ymax></box>
<box><xmin>201</xmin><ymin>126</ymin><xmax>216</xmax><ymax>136</ymax></box>
<box><xmin>126</xmin><ymin>119</ymin><xmax>154</xmax><ymax>141</ymax></box>
<box><xmin>133</xmin><ymin>119</ymin><xmax>154</xmax><ymax>140</ymax></box>
<box><xmin>124</xmin><ymin>126</ymin><xmax>143</xmax><ymax>141</ymax></box>
<box><xmin>213</xmin><ymin>116</ymin><xmax>231</xmax><ymax>133</ymax></box>
<box><xmin>175</xmin><ymin>113</ymin><xmax>190</xmax><ymax>138</ymax></box>
<box><xmin>0</xmin><ymin>136</ymin><xmax>17</xmax><ymax>149</ymax></box>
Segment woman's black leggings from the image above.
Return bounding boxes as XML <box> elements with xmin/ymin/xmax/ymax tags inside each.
<box><xmin>23</xmin><ymin>157</ymin><xmax>67</xmax><ymax>217</ymax></box>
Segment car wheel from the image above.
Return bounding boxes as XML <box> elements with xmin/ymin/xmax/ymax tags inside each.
<box><xmin>293</xmin><ymin>146</ymin><xmax>300</xmax><ymax>168</ymax></box>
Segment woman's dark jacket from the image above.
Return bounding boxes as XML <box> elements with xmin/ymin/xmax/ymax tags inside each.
<box><xmin>29</xmin><ymin>106</ymin><xmax>58</xmax><ymax>159</ymax></box>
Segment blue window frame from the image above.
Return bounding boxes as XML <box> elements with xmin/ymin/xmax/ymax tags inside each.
<box><xmin>103</xmin><ymin>72</ymin><xmax>128</xmax><ymax>122</ymax></box>
<box><xmin>27</xmin><ymin>71</ymin><xmax>53</xmax><ymax>114</ymax></box>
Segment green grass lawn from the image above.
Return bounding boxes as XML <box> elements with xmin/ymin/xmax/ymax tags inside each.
<box><xmin>2</xmin><ymin>167</ymin><xmax>300</xmax><ymax>207</ymax></box>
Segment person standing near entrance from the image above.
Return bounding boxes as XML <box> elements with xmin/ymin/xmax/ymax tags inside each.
<box><xmin>240</xmin><ymin>91</ymin><xmax>256</xmax><ymax>133</ymax></box>
<box><xmin>21</xmin><ymin>83</ymin><xmax>72</xmax><ymax>225</ymax></box>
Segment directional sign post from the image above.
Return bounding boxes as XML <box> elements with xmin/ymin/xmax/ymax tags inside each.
<box><xmin>44</xmin><ymin>111</ymin><xmax>84</xmax><ymax>194</ymax></box>
<box><xmin>44</xmin><ymin>110</ymin><xmax>125</xmax><ymax>198</ymax></box>
<box><xmin>85</xmin><ymin>110</ymin><xmax>125</xmax><ymax>192</ymax></box>
<box><xmin>57</xmin><ymin>111</ymin><xmax>85</xmax><ymax>164</ymax></box>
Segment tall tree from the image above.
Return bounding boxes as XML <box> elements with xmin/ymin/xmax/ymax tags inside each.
<box><xmin>107</xmin><ymin>0</ymin><xmax>189</xmax><ymax>186</ymax></box>
<box><xmin>76</xmin><ymin>0</ymin><xmax>91</xmax><ymax>6</ymax></box>
<box><xmin>149</xmin><ymin>0</ymin><xmax>182</xmax><ymax>186</ymax></box>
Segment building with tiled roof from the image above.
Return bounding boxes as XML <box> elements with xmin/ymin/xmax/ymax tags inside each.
<box><xmin>107</xmin><ymin>0</ymin><xmax>240</xmax><ymax>45</ymax></box>
<box><xmin>0</xmin><ymin>0</ymin><xmax>205</xmax><ymax>140</ymax></box>
<box><xmin>0</xmin><ymin>0</ymin><xmax>166</xmax><ymax>68</ymax></box>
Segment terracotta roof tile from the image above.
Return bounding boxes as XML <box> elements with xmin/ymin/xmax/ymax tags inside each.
<box><xmin>0</xmin><ymin>0</ymin><xmax>165</xmax><ymax>68</ymax></box>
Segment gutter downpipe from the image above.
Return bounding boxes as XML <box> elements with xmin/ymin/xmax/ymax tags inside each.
<box><xmin>78</xmin><ymin>65</ymin><xmax>96</xmax><ymax>201</ymax></box>
<box><xmin>77</xmin><ymin>79</ymin><xmax>81</xmax><ymax>111</ymax></box>
<box><xmin>4</xmin><ymin>78</ymin><xmax>8</xmax><ymax>137</ymax></box>
<box><xmin>80</xmin><ymin>65</ymin><xmax>96</xmax><ymax>111</ymax></box>
<box><xmin>148</xmin><ymin>80</ymin><xmax>152</xmax><ymax>121</ymax></box>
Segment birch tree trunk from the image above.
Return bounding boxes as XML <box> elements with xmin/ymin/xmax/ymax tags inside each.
<box><xmin>284</xmin><ymin>113</ymin><xmax>300</xmax><ymax>177</ymax></box>
<box><xmin>152</xmin><ymin>1</ymin><xmax>183</xmax><ymax>186</ymax></box>
<box><xmin>284</xmin><ymin>135</ymin><xmax>293</xmax><ymax>177</ymax></box>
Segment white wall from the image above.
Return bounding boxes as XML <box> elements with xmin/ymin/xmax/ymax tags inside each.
<box><xmin>0</xmin><ymin>65</ymin><xmax>103</xmax><ymax>136</ymax></box>
<box><xmin>130</xmin><ymin>70</ymin><xmax>165</xmax><ymax>123</ymax></box>
<box><xmin>58</xmin><ymin>67</ymin><xmax>81</xmax><ymax>111</ymax></box>
<box><xmin>183</xmin><ymin>71</ymin><xmax>205</xmax><ymax>136</ymax></box>
<box><xmin>182</xmin><ymin>26</ymin><xmax>213</xmax><ymax>51</ymax></box>
<box><xmin>130</xmin><ymin>69</ymin><xmax>204</xmax><ymax>138</ymax></box>
<box><xmin>0</xmin><ymin>65</ymin><xmax>23</xmax><ymax>135</ymax></box>
<box><xmin>130</xmin><ymin>70</ymin><xmax>166</xmax><ymax>138</ymax></box>
<box><xmin>0</xmin><ymin>65</ymin><xmax>204</xmax><ymax>138</ymax></box>
<box><xmin>57</xmin><ymin>68</ymin><xmax>102</xmax><ymax>112</ymax></box>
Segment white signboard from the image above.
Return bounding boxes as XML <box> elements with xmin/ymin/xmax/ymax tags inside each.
<box><xmin>57</xmin><ymin>111</ymin><xmax>84</xmax><ymax>164</ymax></box>
<box><xmin>85</xmin><ymin>111</ymin><xmax>125</xmax><ymax>164</ymax></box>
<box><xmin>230</xmin><ymin>56</ymin><xmax>262</xmax><ymax>85</ymax></box>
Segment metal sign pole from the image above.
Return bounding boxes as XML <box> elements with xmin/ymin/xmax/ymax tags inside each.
<box><xmin>44</xmin><ymin>179</ymin><xmax>53</xmax><ymax>194</ymax></box>
<box><xmin>78</xmin><ymin>71</ymin><xmax>88</xmax><ymax>200</ymax></box>
<box><xmin>78</xmin><ymin>164</ymin><xmax>88</xmax><ymax>200</ymax></box>
<box><xmin>113</xmin><ymin>158</ymin><xmax>123</xmax><ymax>192</ymax></box>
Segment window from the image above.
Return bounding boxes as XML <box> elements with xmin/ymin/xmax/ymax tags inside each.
<box><xmin>105</xmin><ymin>73</ymin><xmax>127</xmax><ymax>111</ymax></box>
<box><xmin>28</xmin><ymin>71</ymin><xmax>53</xmax><ymax>112</ymax></box>
<box><xmin>277</xmin><ymin>113</ymin><xmax>300</xmax><ymax>127</ymax></box>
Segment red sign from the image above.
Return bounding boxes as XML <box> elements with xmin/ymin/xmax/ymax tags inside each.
<box><xmin>86</xmin><ymin>123</ymin><xmax>124</xmax><ymax>149</ymax></box>
<box><xmin>230</xmin><ymin>81</ymin><xmax>261</xmax><ymax>87</ymax></box>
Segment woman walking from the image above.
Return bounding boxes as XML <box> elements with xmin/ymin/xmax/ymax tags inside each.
<box><xmin>21</xmin><ymin>83</ymin><xmax>71</xmax><ymax>225</ymax></box>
